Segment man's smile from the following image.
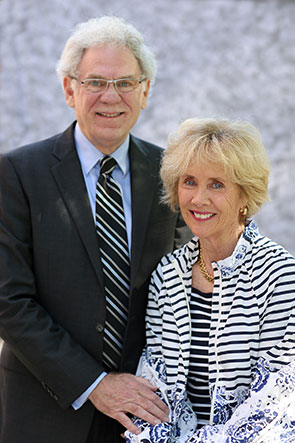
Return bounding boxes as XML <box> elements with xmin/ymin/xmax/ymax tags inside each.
<box><xmin>96</xmin><ymin>111</ymin><xmax>124</xmax><ymax>117</ymax></box>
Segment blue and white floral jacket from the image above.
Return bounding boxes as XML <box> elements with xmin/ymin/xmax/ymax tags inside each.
<box><xmin>125</xmin><ymin>222</ymin><xmax>295</xmax><ymax>442</ymax></box>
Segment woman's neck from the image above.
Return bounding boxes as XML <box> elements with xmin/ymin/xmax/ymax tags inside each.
<box><xmin>192</xmin><ymin>223</ymin><xmax>245</xmax><ymax>291</ymax></box>
<box><xmin>199</xmin><ymin>224</ymin><xmax>245</xmax><ymax>263</ymax></box>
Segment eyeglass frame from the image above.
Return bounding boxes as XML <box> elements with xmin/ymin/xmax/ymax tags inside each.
<box><xmin>72</xmin><ymin>76</ymin><xmax>147</xmax><ymax>95</ymax></box>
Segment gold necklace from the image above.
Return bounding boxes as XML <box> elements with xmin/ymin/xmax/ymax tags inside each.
<box><xmin>198</xmin><ymin>244</ymin><xmax>214</xmax><ymax>283</ymax></box>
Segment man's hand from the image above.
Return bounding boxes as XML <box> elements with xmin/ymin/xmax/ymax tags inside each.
<box><xmin>88</xmin><ymin>372</ymin><xmax>169</xmax><ymax>435</ymax></box>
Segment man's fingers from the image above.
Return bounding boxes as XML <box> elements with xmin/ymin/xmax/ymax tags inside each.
<box><xmin>135</xmin><ymin>376</ymin><xmax>158</xmax><ymax>389</ymax></box>
<box><xmin>134</xmin><ymin>377</ymin><xmax>169</xmax><ymax>417</ymax></box>
<box><xmin>115</xmin><ymin>412</ymin><xmax>141</xmax><ymax>435</ymax></box>
<box><xmin>127</xmin><ymin>401</ymin><xmax>166</xmax><ymax>425</ymax></box>
<box><xmin>133</xmin><ymin>393</ymin><xmax>169</xmax><ymax>422</ymax></box>
<box><xmin>89</xmin><ymin>372</ymin><xmax>170</xmax><ymax>429</ymax></box>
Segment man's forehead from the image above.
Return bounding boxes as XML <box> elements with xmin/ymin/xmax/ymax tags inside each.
<box><xmin>78</xmin><ymin>44</ymin><xmax>141</xmax><ymax>75</ymax></box>
<box><xmin>81</xmin><ymin>44</ymin><xmax>138</xmax><ymax>63</ymax></box>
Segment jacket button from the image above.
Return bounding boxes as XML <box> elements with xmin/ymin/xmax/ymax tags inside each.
<box><xmin>95</xmin><ymin>323</ymin><xmax>104</xmax><ymax>333</ymax></box>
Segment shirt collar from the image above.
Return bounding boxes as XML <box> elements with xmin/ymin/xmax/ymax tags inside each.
<box><xmin>74</xmin><ymin>123</ymin><xmax>130</xmax><ymax>176</ymax></box>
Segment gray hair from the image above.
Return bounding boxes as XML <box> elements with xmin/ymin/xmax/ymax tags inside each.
<box><xmin>56</xmin><ymin>16</ymin><xmax>156</xmax><ymax>83</ymax></box>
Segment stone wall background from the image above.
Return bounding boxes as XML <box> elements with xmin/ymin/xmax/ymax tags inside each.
<box><xmin>0</xmin><ymin>0</ymin><xmax>294</xmax><ymax>254</ymax></box>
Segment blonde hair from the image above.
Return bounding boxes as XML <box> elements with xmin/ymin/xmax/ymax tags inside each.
<box><xmin>161</xmin><ymin>117</ymin><xmax>270</xmax><ymax>217</ymax></box>
<box><xmin>56</xmin><ymin>16</ymin><xmax>156</xmax><ymax>82</ymax></box>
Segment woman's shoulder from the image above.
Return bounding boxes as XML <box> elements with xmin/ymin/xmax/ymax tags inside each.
<box><xmin>251</xmin><ymin>231</ymin><xmax>295</xmax><ymax>264</ymax></box>
<box><xmin>150</xmin><ymin>237</ymin><xmax>199</xmax><ymax>285</ymax></box>
<box><xmin>159</xmin><ymin>236</ymin><xmax>199</xmax><ymax>267</ymax></box>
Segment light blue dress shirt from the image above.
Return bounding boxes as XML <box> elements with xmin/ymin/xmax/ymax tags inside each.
<box><xmin>74</xmin><ymin>124</ymin><xmax>132</xmax><ymax>255</ymax></box>
<box><xmin>72</xmin><ymin>124</ymin><xmax>132</xmax><ymax>410</ymax></box>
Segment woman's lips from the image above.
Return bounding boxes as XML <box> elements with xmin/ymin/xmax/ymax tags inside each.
<box><xmin>191</xmin><ymin>211</ymin><xmax>215</xmax><ymax>221</ymax></box>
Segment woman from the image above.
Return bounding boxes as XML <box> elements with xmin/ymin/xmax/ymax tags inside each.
<box><xmin>125</xmin><ymin>118</ymin><xmax>295</xmax><ymax>442</ymax></box>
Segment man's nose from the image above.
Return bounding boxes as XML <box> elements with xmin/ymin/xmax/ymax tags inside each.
<box><xmin>99</xmin><ymin>82</ymin><xmax>121</xmax><ymax>102</ymax></box>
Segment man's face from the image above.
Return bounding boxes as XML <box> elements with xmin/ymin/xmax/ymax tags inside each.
<box><xmin>63</xmin><ymin>44</ymin><xmax>150</xmax><ymax>154</ymax></box>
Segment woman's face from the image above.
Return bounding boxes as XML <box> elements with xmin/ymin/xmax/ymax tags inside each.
<box><xmin>178</xmin><ymin>161</ymin><xmax>246</xmax><ymax>245</ymax></box>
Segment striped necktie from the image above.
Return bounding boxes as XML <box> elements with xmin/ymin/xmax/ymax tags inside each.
<box><xmin>95</xmin><ymin>156</ymin><xmax>130</xmax><ymax>371</ymax></box>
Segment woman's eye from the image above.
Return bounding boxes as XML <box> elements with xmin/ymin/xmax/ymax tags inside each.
<box><xmin>184</xmin><ymin>178</ymin><xmax>195</xmax><ymax>186</ymax></box>
<box><xmin>212</xmin><ymin>182</ymin><xmax>223</xmax><ymax>189</ymax></box>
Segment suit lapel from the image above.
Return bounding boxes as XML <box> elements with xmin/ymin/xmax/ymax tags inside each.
<box><xmin>51</xmin><ymin>124</ymin><xmax>104</xmax><ymax>286</ymax></box>
<box><xmin>50</xmin><ymin>128</ymin><xmax>160</xmax><ymax>290</ymax></box>
<box><xmin>129</xmin><ymin>135</ymin><xmax>159</xmax><ymax>287</ymax></box>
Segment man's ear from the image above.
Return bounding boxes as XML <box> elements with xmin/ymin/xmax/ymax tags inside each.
<box><xmin>63</xmin><ymin>76</ymin><xmax>76</xmax><ymax>108</ymax></box>
<box><xmin>140</xmin><ymin>79</ymin><xmax>151</xmax><ymax>110</ymax></box>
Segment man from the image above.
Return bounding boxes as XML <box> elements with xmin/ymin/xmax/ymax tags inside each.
<box><xmin>0</xmin><ymin>16</ymin><xmax>191</xmax><ymax>443</ymax></box>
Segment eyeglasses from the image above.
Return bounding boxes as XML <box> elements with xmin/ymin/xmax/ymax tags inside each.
<box><xmin>74</xmin><ymin>77</ymin><xmax>146</xmax><ymax>94</ymax></box>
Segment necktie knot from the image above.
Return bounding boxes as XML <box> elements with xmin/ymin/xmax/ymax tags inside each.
<box><xmin>100</xmin><ymin>156</ymin><xmax>117</xmax><ymax>176</ymax></box>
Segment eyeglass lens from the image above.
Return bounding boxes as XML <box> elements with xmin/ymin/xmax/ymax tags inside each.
<box><xmin>82</xmin><ymin>78</ymin><xmax>140</xmax><ymax>93</ymax></box>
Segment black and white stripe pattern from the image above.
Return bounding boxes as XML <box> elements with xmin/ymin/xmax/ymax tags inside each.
<box><xmin>96</xmin><ymin>156</ymin><xmax>130</xmax><ymax>371</ymax></box>
<box><xmin>144</xmin><ymin>222</ymin><xmax>295</xmax><ymax>422</ymax></box>
<box><xmin>187</xmin><ymin>287</ymin><xmax>211</xmax><ymax>428</ymax></box>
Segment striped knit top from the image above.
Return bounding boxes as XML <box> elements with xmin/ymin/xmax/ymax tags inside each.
<box><xmin>187</xmin><ymin>287</ymin><xmax>212</xmax><ymax>428</ymax></box>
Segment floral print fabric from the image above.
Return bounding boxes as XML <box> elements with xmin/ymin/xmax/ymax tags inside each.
<box><xmin>125</xmin><ymin>353</ymin><xmax>295</xmax><ymax>442</ymax></box>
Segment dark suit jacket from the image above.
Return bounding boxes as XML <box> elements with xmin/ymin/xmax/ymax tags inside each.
<box><xmin>0</xmin><ymin>123</ymin><xmax>191</xmax><ymax>443</ymax></box>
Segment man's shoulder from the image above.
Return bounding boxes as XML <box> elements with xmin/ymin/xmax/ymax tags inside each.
<box><xmin>6</xmin><ymin>134</ymin><xmax>60</xmax><ymax>158</ymax></box>
<box><xmin>2</xmin><ymin>123</ymin><xmax>75</xmax><ymax>162</ymax></box>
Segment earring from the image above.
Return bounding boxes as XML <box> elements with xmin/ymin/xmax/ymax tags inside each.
<box><xmin>240</xmin><ymin>206</ymin><xmax>248</xmax><ymax>216</ymax></box>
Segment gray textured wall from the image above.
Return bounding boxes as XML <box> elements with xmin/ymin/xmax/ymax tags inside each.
<box><xmin>0</xmin><ymin>0</ymin><xmax>294</xmax><ymax>254</ymax></box>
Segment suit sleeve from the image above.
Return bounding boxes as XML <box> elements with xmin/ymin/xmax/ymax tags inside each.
<box><xmin>0</xmin><ymin>154</ymin><xmax>104</xmax><ymax>409</ymax></box>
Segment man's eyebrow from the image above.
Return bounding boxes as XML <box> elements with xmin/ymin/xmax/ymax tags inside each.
<box><xmin>85</xmin><ymin>74</ymin><xmax>137</xmax><ymax>79</ymax></box>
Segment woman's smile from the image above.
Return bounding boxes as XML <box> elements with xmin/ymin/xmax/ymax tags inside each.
<box><xmin>190</xmin><ymin>211</ymin><xmax>216</xmax><ymax>221</ymax></box>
